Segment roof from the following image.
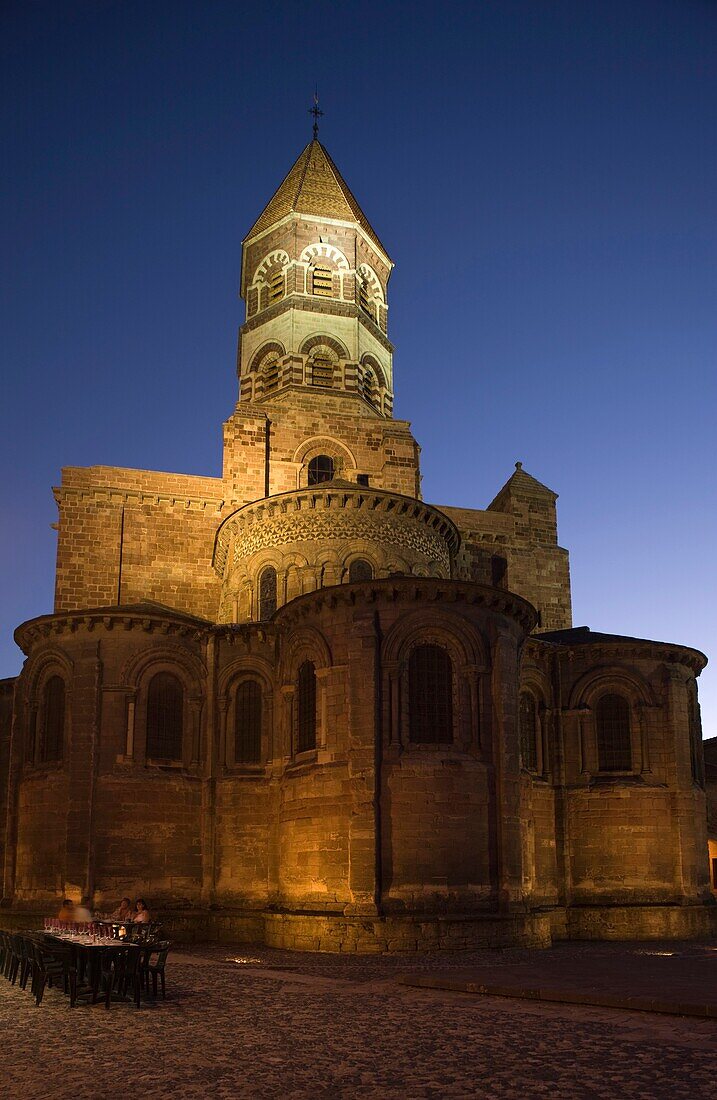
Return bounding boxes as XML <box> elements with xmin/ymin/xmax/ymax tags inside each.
<box><xmin>537</xmin><ymin>625</ymin><xmax>706</xmax><ymax>656</ymax></box>
<box><xmin>703</xmin><ymin>735</ymin><xmax>717</xmax><ymax>767</ymax></box>
<box><xmin>536</xmin><ymin>624</ymin><xmax>677</xmax><ymax>646</ymax></box>
<box><xmin>244</xmin><ymin>140</ymin><xmax>389</xmax><ymax>256</ymax></box>
<box><xmin>487</xmin><ymin>462</ymin><xmax>558</xmax><ymax>512</ymax></box>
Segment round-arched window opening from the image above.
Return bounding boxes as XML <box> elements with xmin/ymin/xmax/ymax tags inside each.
<box><xmin>519</xmin><ymin>691</ymin><xmax>539</xmax><ymax>773</ymax></box>
<box><xmin>258</xmin><ymin>566</ymin><xmax>277</xmax><ymax>621</ymax></box>
<box><xmin>308</xmin><ymin>455</ymin><xmax>335</xmax><ymax>485</ymax></box>
<box><xmin>595</xmin><ymin>693</ymin><xmax>632</xmax><ymax>772</ymax></box>
<box><xmin>348</xmin><ymin>559</ymin><xmax>373</xmax><ymax>583</ymax></box>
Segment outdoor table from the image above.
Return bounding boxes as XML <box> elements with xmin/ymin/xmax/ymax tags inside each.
<box><xmin>40</xmin><ymin>931</ymin><xmax>141</xmax><ymax>1002</ymax></box>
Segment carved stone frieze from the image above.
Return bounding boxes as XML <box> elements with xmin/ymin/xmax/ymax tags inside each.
<box><xmin>231</xmin><ymin>509</ymin><xmax>450</xmax><ymax>569</ymax></box>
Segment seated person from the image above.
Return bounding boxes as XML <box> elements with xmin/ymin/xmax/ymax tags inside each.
<box><xmin>112</xmin><ymin>896</ymin><xmax>133</xmax><ymax>921</ymax></box>
<box><xmin>57</xmin><ymin>898</ymin><xmax>75</xmax><ymax>921</ymax></box>
<box><xmin>133</xmin><ymin>897</ymin><xmax>151</xmax><ymax>924</ymax></box>
<box><xmin>74</xmin><ymin>898</ymin><xmax>93</xmax><ymax>921</ymax></box>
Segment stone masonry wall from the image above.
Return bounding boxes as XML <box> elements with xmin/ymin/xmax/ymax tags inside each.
<box><xmin>54</xmin><ymin>465</ymin><xmax>235</xmax><ymax>619</ymax></box>
<box><xmin>441</xmin><ymin>503</ymin><xmax>572</xmax><ymax>633</ymax></box>
<box><xmin>223</xmin><ymin>396</ymin><xmax>420</xmax><ymax>500</ymax></box>
<box><xmin>0</xmin><ymin>680</ymin><xmax>15</xmax><ymax>888</ymax></box>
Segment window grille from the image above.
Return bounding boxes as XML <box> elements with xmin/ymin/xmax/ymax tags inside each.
<box><xmin>146</xmin><ymin>672</ymin><xmax>183</xmax><ymax>760</ymax></box>
<box><xmin>359</xmin><ymin>280</ymin><xmax>373</xmax><ymax>316</ymax></box>
<box><xmin>258</xmin><ymin>566</ymin><xmax>277</xmax><ymax>620</ymax></box>
<box><xmin>362</xmin><ymin>370</ymin><xmax>377</xmax><ymax>406</ymax></box>
<box><xmin>348</xmin><ymin>558</ymin><xmax>373</xmax><ymax>583</ymax></box>
<box><xmin>308</xmin><ymin>455</ymin><xmax>334</xmax><ymax>484</ymax></box>
<box><xmin>408</xmin><ymin>644</ymin><xmax>453</xmax><ymax>744</ymax></box>
<box><xmin>268</xmin><ymin>269</ymin><xmax>284</xmax><ymax>303</ymax></box>
<box><xmin>595</xmin><ymin>693</ymin><xmax>632</xmax><ymax>771</ymax></box>
<box><xmin>519</xmin><ymin>692</ymin><xmax>539</xmax><ymax>772</ymax></box>
<box><xmin>312</xmin><ymin>266</ymin><xmax>333</xmax><ymax>296</ymax></box>
<box><xmin>263</xmin><ymin>360</ymin><xmax>279</xmax><ymax>393</ymax></box>
<box><xmin>297</xmin><ymin>660</ymin><xmax>317</xmax><ymax>753</ymax></box>
<box><xmin>41</xmin><ymin>676</ymin><xmax>65</xmax><ymax>762</ymax></box>
<box><xmin>235</xmin><ymin>680</ymin><xmax>262</xmax><ymax>764</ymax></box>
<box><xmin>312</xmin><ymin>357</ymin><xmax>334</xmax><ymax>386</ymax></box>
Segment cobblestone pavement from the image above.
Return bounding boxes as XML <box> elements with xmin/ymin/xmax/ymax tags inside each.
<box><xmin>1</xmin><ymin>942</ymin><xmax>716</xmax><ymax>1099</ymax></box>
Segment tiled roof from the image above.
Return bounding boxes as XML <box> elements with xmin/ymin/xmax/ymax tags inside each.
<box><xmin>245</xmin><ymin>140</ymin><xmax>388</xmax><ymax>255</ymax></box>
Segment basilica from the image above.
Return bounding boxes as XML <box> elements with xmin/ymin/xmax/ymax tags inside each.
<box><xmin>0</xmin><ymin>137</ymin><xmax>712</xmax><ymax>950</ymax></box>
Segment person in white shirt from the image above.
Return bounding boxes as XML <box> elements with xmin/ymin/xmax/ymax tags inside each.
<box><xmin>133</xmin><ymin>898</ymin><xmax>151</xmax><ymax>924</ymax></box>
<box><xmin>74</xmin><ymin>898</ymin><xmax>93</xmax><ymax>921</ymax></box>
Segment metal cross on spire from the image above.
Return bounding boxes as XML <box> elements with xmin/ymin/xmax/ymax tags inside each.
<box><xmin>309</xmin><ymin>90</ymin><xmax>323</xmax><ymax>140</ymax></box>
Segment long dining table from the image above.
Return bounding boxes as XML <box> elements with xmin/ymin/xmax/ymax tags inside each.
<box><xmin>36</xmin><ymin>929</ymin><xmax>142</xmax><ymax>1004</ymax></box>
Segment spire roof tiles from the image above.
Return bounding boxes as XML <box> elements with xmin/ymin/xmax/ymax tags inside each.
<box><xmin>245</xmin><ymin>140</ymin><xmax>388</xmax><ymax>256</ymax></box>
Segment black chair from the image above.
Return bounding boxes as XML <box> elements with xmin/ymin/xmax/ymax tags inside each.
<box><xmin>144</xmin><ymin>941</ymin><xmax>170</xmax><ymax>999</ymax></box>
<box><xmin>0</xmin><ymin>930</ymin><xmax>12</xmax><ymax>979</ymax></box>
<box><xmin>117</xmin><ymin>946</ymin><xmax>143</xmax><ymax>1007</ymax></box>
<box><xmin>30</xmin><ymin>941</ymin><xmax>76</xmax><ymax>1007</ymax></box>
<box><xmin>18</xmin><ymin>936</ymin><xmax>35</xmax><ymax>991</ymax></box>
<box><xmin>7</xmin><ymin>934</ymin><xmax>24</xmax><ymax>985</ymax></box>
<box><xmin>98</xmin><ymin>946</ymin><xmax>142</xmax><ymax>1009</ymax></box>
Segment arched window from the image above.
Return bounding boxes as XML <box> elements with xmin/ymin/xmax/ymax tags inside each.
<box><xmin>362</xmin><ymin>369</ymin><xmax>378</xmax><ymax>407</ymax></box>
<box><xmin>595</xmin><ymin>693</ymin><xmax>632</xmax><ymax>772</ymax></box>
<box><xmin>258</xmin><ymin>566</ymin><xmax>277</xmax><ymax>620</ymax></box>
<box><xmin>308</xmin><ymin>455</ymin><xmax>334</xmax><ymax>485</ymax></box>
<box><xmin>267</xmin><ymin>268</ymin><xmax>284</xmax><ymax>304</ymax></box>
<box><xmin>311</xmin><ymin>355</ymin><xmax>334</xmax><ymax>387</ymax></box>
<box><xmin>408</xmin><ymin>644</ymin><xmax>453</xmax><ymax>744</ymax></box>
<box><xmin>262</xmin><ymin>356</ymin><xmax>280</xmax><ymax>393</ymax></box>
<box><xmin>146</xmin><ymin>672</ymin><xmax>183</xmax><ymax>761</ymax></box>
<box><xmin>41</xmin><ymin>676</ymin><xmax>65</xmax><ymax>762</ymax></box>
<box><xmin>312</xmin><ymin>265</ymin><xmax>333</xmax><ymax>296</ymax></box>
<box><xmin>348</xmin><ymin>558</ymin><xmax>373</xmax><ymax>583</ymax></box>
<box><xmin>297</xmin><ymin>660</ymin><xmax>317</xmax><ymax>753</ymax></box>
<box><xmin>235</xmin><ymin>680</ymin><xmax>262</xmax><ymax>764</ymax></box>
<box><xmin>359</xmin><ymin>278</ymin><xmax>373</xmax><ymax>317</ymax></box>
<box><xmin>519</xmin><ymin>692</ymin><xmax>539</xmax><ymax>773</ymax></box>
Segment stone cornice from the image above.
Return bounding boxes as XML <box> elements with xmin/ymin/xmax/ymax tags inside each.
<box><xmin>15</xmin><ymin>606</ymin><xmax>214</xmax><ymax>655</ymax></box>
<box><xmin>242</xmin><ymin>212</ymin><xmax>393</xmax><ymax>272</ymax></box>
<box><xmin>273</xmin><ymin>578</ymin><xmax>538</xmax><ymax>634</ymax></box>
<box><xmin>240</xmin><ymin>293</ymin><xmax>394</xmax><ymax>354</ymax></box>
<box><xmin>14</xmin><ymin>604</ymin><xmax>284</xmax><ymax>657</ymax></box>
<box><xmin>213</xmin><ymin>486</ymin><xmax>461</xmax><ymax>577</ymax></box>
<box><xmin>53</xmin><ymin>486</ymin><xmax>236</xmax><ymax>512</ymax></box>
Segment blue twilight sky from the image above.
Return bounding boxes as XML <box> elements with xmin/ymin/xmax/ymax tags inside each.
<box><xmin>1</xmin><ymin>1</ymin><xmax>716</xmax><ymax>730</ymax></box>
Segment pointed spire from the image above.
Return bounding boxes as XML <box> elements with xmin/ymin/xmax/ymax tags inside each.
<box><xmin>487</xmin><ymin>462</ymin><xmax>558</xmax><ymax>512</ymax></box>
<box><xmin>244</xmin><ymin>140</ymin><xmax>389</xmax><ymax>257</ymax></box>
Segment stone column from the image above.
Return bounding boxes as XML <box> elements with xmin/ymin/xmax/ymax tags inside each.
<box><xmin>490</xmin><ymin>630</ymin><xmax>524</xmax><ymax>909</ymax></box>
<box><xmin>63</xmin><ymin>638</ymin><xmax>102</xmax><ymax>903</ymax></box>
<box><xmin>2</xmin><ymin>689</ymin><xmax>25</xmax><ymax>904</ymax></box>
<box><xmin>344</xmin><ymin>611</ymin><xmax>380</xmax><ymax>917</ymax></box>
<box><xmin>664</xmin><ymin>666</ymin><xmax>710</xmax><ymax>901</ymax></box>
<box><xmin>200</xmin><ymin>633</ymin><xmax>217</xmax><ymax>907</ymax></box>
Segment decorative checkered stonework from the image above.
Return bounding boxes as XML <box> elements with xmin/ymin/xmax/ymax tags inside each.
<box><xmin>214</xmin><ymin>486</ymin><xmax>460</xmax><ymax>579</ymax></box>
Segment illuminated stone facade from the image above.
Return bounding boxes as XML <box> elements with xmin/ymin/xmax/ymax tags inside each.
<box><xmin>0</xmin><ymin>139</ymin><xmax>713</xmax><ymax>949</ymax></box>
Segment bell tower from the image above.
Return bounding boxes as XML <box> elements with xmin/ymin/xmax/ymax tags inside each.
<box><xmin>223</xmin><ymin>137</ymin><xmax>421</xmax><ymax>502</ymax></box>
<box><xmin>237</xmin><ymin>139</ymin><xmax>394</xmax><ymax>416</ymax></box>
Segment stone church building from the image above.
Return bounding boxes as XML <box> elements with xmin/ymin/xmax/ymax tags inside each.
<box><xmin>0</xmin><ymin>139</ymin><xmax>712</xmax><ymax>950</ymax></box>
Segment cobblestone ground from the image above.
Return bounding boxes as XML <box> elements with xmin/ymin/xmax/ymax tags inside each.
<box><xmin>1</xmin><ymin>943</ymin><xmax>716</xmax><ymax>1099</ymax></box>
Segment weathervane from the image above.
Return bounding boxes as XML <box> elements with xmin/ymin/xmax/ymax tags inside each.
<box><xmin>309</xmin><ymin>90</ymin><xmax>323</xmax><ymax>139</ymax></box>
